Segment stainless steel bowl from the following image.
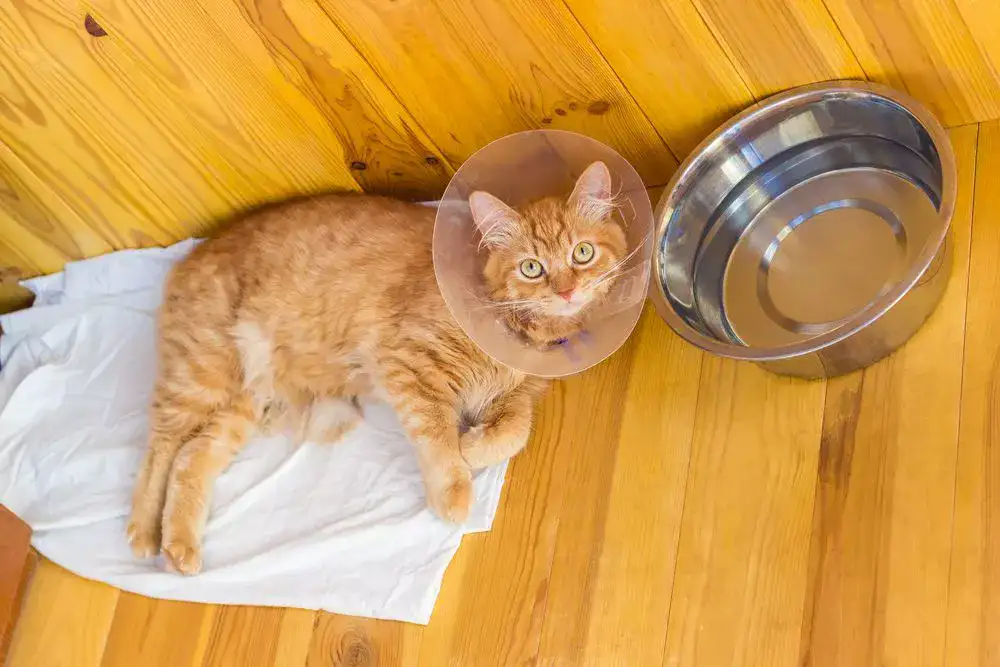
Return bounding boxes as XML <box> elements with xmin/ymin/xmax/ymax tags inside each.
<box><xmin>651</xmin><ymin>81</ymin><xmax>956</xmax><ymax>378</ymax></box>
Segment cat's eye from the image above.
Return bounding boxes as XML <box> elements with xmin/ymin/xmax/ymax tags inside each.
<box><xmin>519</xmin><ymin>258</ymin><xmax>544</xmax><ymax>279</ymax></box>
<box><xmin>573</xmin><ymin>242</ymin><xmax>595</xmax><ymax>265</ymax></box>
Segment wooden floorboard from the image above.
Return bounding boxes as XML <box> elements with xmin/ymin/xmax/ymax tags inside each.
<box><xmin>798</xmin><ymin>124</ymin><xmax>978</xmax><ymax>667</ymax></box>
<box><xmin>7</xmin><ymin>0</ymin><xmax>1000</xmax><ymax>285</ymax></box>
<box><xmin>6</xmin><ymin>560</ymin><xmax>118</xmax><ymax>667</ymax></box>
<box><xmin>5</xmin><ymin>125</ymin><xmax>996</xmax><ymax>667</ymax></box>
<box><xmin>0</xmin><ymin>505</ymin><xmax>33</xmax><ymax>665</ymax></box>
<box><xmin>945</xmin><ymin>119</ymin><xmax>1000</xmax><ymax>667</ymax></box>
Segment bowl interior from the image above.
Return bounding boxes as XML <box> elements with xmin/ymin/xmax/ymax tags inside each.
<box><xmin>654</xmin><ymin>84</ymin><xmax>952</xmax><ymax>357</ymax></box>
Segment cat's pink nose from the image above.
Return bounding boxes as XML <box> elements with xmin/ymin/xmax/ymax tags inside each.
<box><xmin>557</xmin><ymin>289</ymin><xmax>574</xmax><ymax>301</ymax></box>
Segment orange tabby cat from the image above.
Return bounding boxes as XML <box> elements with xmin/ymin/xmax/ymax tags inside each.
<box><xmin>127</xmin><ymin>161</ymin><xmax>626</xmax><ymax>574</ymax></box>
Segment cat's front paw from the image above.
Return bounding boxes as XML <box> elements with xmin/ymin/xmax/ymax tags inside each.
<box><xmin>427</xmin><ymin>466</ymin><xmax>472</xmax><ymax>524</ymax></box>
<box><xmin>163</xmin><ymin>535</ymin><xmax>203</xmax><ymax>575</ymax></box>
<box><xmin>459</xmin><ymin>423</ymin><xmax>486</xmax><ymax>449</ymax></box>
<box><xmin>126</xmin><ymin>518</ymin><xmax>160</xmax><ymax>559</ymax></box>
<box><xmin>459</xmin><ymin>424</ymin><xmax>495</xmax><ymax>469</ymax></box>
<box><xmin>460</xmin><ymin>421</ymin><xmax>530</xmax><ymax>469</ymax></box>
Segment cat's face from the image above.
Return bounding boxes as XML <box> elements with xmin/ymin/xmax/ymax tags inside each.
<box><xmin>470</xmin><ymin>161</ymin><xmax>628</xmax><ymax>323</ymax></box>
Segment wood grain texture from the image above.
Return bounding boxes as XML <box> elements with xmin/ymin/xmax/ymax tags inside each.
<box><xmin>945</xmin><ymin>119</ymin><xmax>1000</xmax><ymax>667</ymax></box>
<box><xmin>315</xmin><ymin>0</ymin><xmax>678</xmax><ymax>184</ymax></box>
<box><xmin>824</xmin><ymin>0</ymin><xmax>1000</xmax><ymax>126</ymax></box>
<box><xmin>875</xmin><ymin>124</ymin><xmax>974</xmax><ymax>667</ymax></box>
<box><xmin>201</xmin><ymin>606</ymin><xmax>294</xmax><ymax>666</ymax></box>
<box><xmin>204</xmin><ymin>0</ymin><xmax>453</xmax><ymax>195</ymax></box>
<box><xmin>690</xmin><ymin>0</ymin><xmax>865</xmax><ymax>99</ymax></box>
<box><xmin>420</xmin><ymin>340</ymin><xmax>640</xmax><ymax>667</ymax></box>
<box><xmin>274</xmin><ymin>609</ymin><xmax>317</xmax><ymax>667</ymax></box>
<box><xmin>661</xmin><ymin>360</ymin><xmax>825</xmax><ymax>667</ymax></box>
<box><xmin>10</xmin><ymin>2</ymin><xmax>1000</xmax><ymax>664</ymax></box>
<box><xmin>6</xmin><ymin>560</ymin><xmax>118</xmax><ymax>667</ymax></box>
<box><xmin>0</xmin><ymin>0</ymin><xmax>448</xmax><ymax>280</ymax></box>
<box><xmin>536</xmin><ymin>307</ymin><xmax>703</xmax><ymax>666</ymax></box>
<box><xmin>0</xmin><ymin>144</ymin><xmax>114</xmax><ymax>276</ymax></box>
<box><xmin>563</xmin><ymin>0</ymin><xmax>753</xmax><ymax>158</ymax></box>
<box><xmin>799</xmin><ymin>124</ymin><xmax>977</xmax><ymax>667</ymax></box>
<box><xmin>101</xmin><ymin>595</ymin><xmax>216</xmax><ymax>667</ymax></box>
<box><xmin>531</xmin><ymin>319</ymin><xmax>655</xmax><ymax>666</ymax></box>
<box><xmin>6</xmin><ymin>129</ymin><xmax>997</xmax><ymax>666</ymax></box>
<box><xmin>0</xmin><ymin>505</ymin><xmax>34</xmax><ymax>665</ymax></box>
<box><xmin>306</xmin><ymin>614</ymin><xmax>420</xmax><ymax>666</ymax></box>
<box><xmin>951</xmin><ymin>0</ymin><xmax>1000</xmax><ymax>125</ymax></box>
<box><xmin>6</xmin><ymin>0</ymin><xmax>1000</xmax><ymax>285</ymax></box>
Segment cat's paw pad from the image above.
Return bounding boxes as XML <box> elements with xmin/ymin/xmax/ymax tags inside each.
<box><xmin>428</xmin><ymin>470</ymin><xmax>472</xmax><ymax>524</ymax></box>
<box><xmin>163</xmin><ymin>538</ymin><xmax>203</xmax><ymax>575</ymax></box>
<box><xmin>126</xmin><ymin>520</ymin><xmax>160</xmax><ymax>559</ymax></box>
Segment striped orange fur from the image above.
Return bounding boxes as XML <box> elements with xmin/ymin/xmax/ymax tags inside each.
<box><xmin>128</xmin><ymin>162</ymin><xmax>623</xmax><ymax>574</ymax></box>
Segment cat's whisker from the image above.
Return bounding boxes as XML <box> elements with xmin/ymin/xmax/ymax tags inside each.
<box><xmin>462</xmin><ymin>286</ymin><xmax>535</xmax><ymax>308</ymax></box>
<box><xmin>618</xmin><ymin>194</ymin><xmax>636</xmax><ymax>230</ymax></box>
<box><xmin>588</xmin><ymin>243</ymin><xmax>645</xmax><ymax>290</ymax></box>
<box><xmin>587</xmin><ymin>272</ymin><xmax>624</xmax><ymax>297</ymax></box>
<box><xmin>476</xmin><ymin>216</ymin><xmax>531</xmax><ymax>252</ymax></box>
<box><xmin>577</xmin><ymin>181</ymin><xmax>630</xmax><ymax>224</ymax></box>
<box><xmin>472</xmin><ymin>303</ymin><xmax>531</xmax><ymax>314</ymax></box>
<box><xmin>591</xmin><ymin>268</ymin><xmax>623</xmax><ymax>289</ymax></box>
<box><xmin>469</xmin><ymin>293</ymin><xmax>540</xmax><ymax>308</ymax></box>
<box><xmin>468</xmin><ymin>295</ymin><xmax>544</xmax><ymax>316</ymax></box>
<box><xmin>605</xmin><ymin>239</ymin><xmax>647</xmax><ymax>271</ymax></box>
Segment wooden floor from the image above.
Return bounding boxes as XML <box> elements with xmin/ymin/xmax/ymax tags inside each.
<box><xmin>7</xmin><ymin>0</ymin><xmax>1000</xmax><ymax>291</ymax></box>
<box><xmin>6</xmin><ymin>121</ymin><xmax>999</xmax><ymax>666</ymax></box>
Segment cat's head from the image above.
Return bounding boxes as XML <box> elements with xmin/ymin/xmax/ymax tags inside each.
<box><xmin>469</xmin><ymin>161</ymin><xmax>628</xmax><ymax>326</ymax></box>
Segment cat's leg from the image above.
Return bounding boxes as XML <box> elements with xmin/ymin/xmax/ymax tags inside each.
<box><xmin>260</xmin><ymin>390</ymin><xmax>360</xmax><ymax>445</ymax></box>
<box><xmin>300</xmin><ymin>396</ymin><xmax>362</xmax><ymax>444</ymax></box>
<box><xmin>382</xmin><ymin>368</ymin><xmax>471</xmax><ymax>523</ymax></box>
<box><xmin>267</xmin><ymin>377</ymin><xmax>364</xmax><ymax>444</ymax></box>
<box><xmin>460</xmin><ymin>386</ymin><xmax>537</xmax><ymax>469</ymax></box>
<box><xmin>160</xmin><ymin>393</ymin><xmax>256</xmax><ymax>575</ymax></box>
<box><xmin>127</xmin><ymin>388</ymin><xmax>215</xmax><ymax>558</ymax></box>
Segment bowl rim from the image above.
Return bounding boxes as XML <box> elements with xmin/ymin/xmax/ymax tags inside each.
<box><xmin>650</xmin><ymin>80</ymin><xmax>957</xmax><ymax>362</ymax></box>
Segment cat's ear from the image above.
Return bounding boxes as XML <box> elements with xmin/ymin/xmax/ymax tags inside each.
<box><xmin>568</xmin><ymin>161</ymin><xmax>614</xmax><ymax>222</ymax></box>
<box><xmin>469</xmin><ymin>191</ymin><xmax>521</xmax><ymax>248</ymax></box>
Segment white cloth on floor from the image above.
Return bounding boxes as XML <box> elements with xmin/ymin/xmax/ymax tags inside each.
<box><xmin>0</xmin><ymin>240</ymin><xmax>507</xmax><ymax>624</ymax></box>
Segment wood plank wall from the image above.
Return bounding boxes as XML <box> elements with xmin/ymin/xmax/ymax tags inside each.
<box><xmin>2</xmin><ymin>0</ymin><xmax>1000</xmax><ymax>300</ymax></box>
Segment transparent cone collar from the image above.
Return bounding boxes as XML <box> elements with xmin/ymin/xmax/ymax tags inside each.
<box><xmin>432</xmin><ymin>130</ymin><xmax>654</xmax><ymax>377</ymax></box>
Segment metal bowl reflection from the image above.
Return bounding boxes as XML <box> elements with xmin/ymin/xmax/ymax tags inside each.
<box><xmin>651</xmin><ymin>81</ymin><xmax>956</xmax><ymax>378</ymax></box>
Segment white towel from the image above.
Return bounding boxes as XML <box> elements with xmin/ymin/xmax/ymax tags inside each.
<box><xmin>0</xmin><ymin>240</ymin><xmax>507</xmax><ymax>624</ymax></box>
